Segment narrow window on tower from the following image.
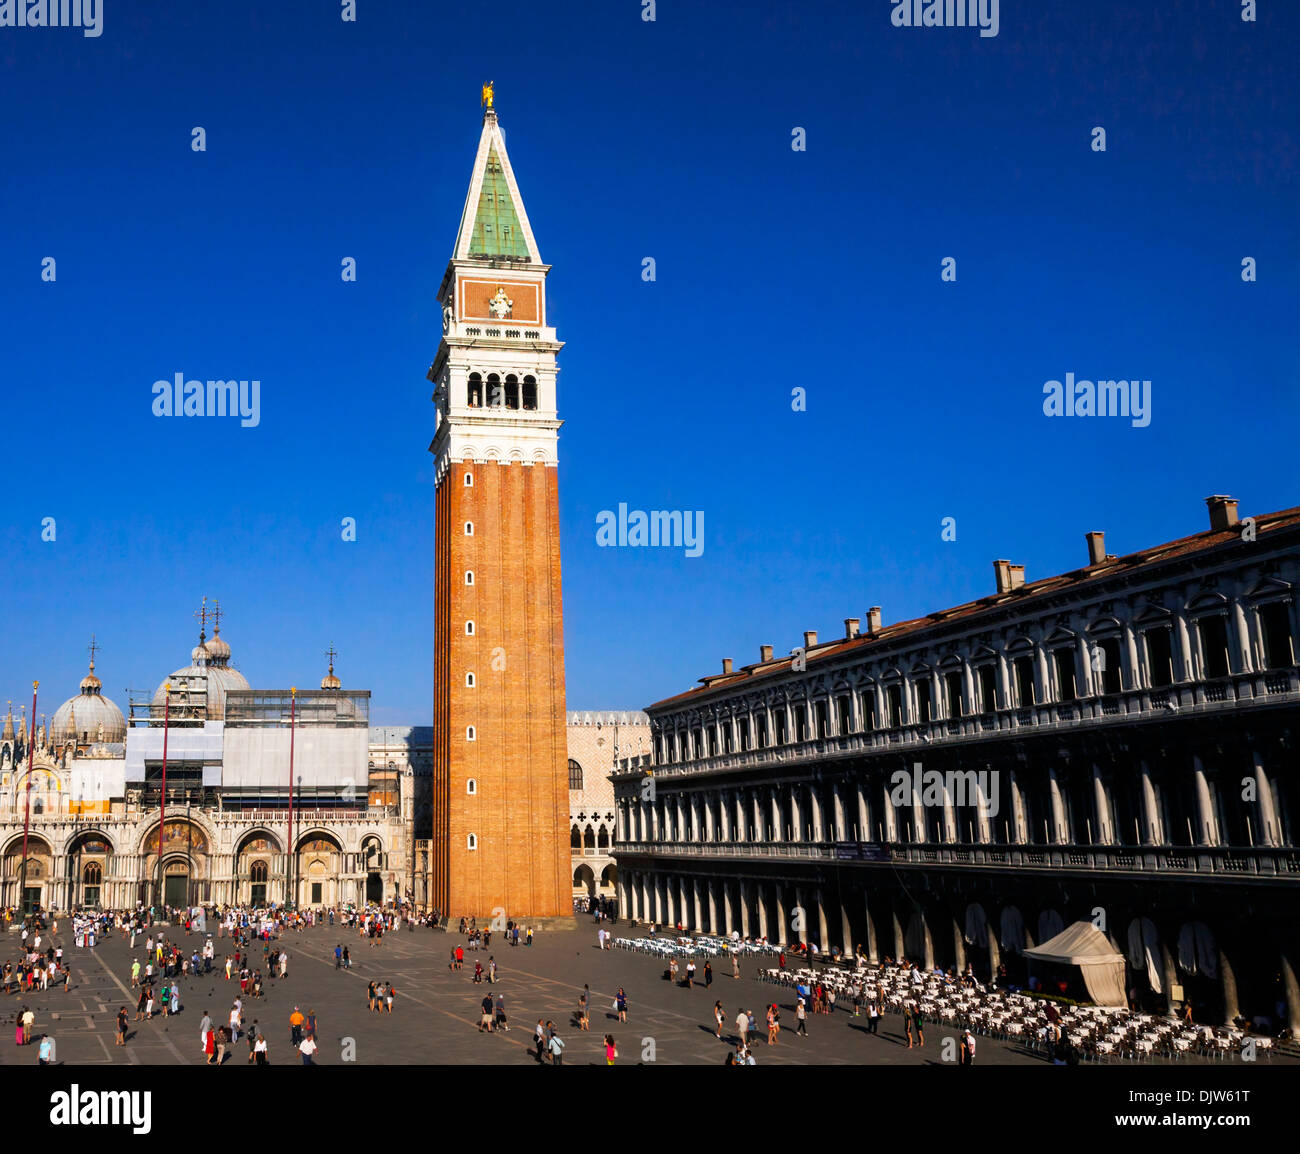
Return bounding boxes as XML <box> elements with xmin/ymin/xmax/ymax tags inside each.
<box><xmin>464</xmin><ymin>522</ymin><xmax>474</xmax><ymax>536</ymax></box>
<box><xmin>522</xmin><ymin>376</ymin><xmax>538</xmax><ymax>411</ymax></box>
<box><xmin>505</xmin><ymin>374</ymin><xmax>520</xmax><ymax>410</ymax></box>
<box><xmin>467</xmin><ymin>779</ymin><xmax>477</xmax><ymax>795</ymax></box>
<box><xmin>465</xmin><ymin>621</ymin><xmax>475</xmax><ymax>635</ymax></box>
<box><xmin>466</xmin><ymin>726</ymin><xmax>476</xmax><ymax>741</ymax></box>
<box><xmin>467</xmin><ymin>833</ymin><xmax>477</xmax><ymax>850</ymax></box>
<box><xmin>464</xmin><ymin>472</ymin><xmax>474</xmax><ymax>487</ymax></box>
<box><xmin>467</xmin><ymin>373</ymin><xmax>482</xmax><ymax>408</ymax></box>
<box><xmin>465</xmin><ymin>672</ymin><xmax>476</xmax><ymax>688</ymax></box>
<box><xmin>465</xmin><ymin>571</ymin><xmax>474</xmax><ymax>586</ymax></box>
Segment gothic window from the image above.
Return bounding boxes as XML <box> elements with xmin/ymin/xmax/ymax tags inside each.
<box><xmin>568</xmin><ymin>759</ymin><xmax>583</xmax><ymax>790</ymax></box>
<box><xmin>570</xmin><ymin>824</ymin><xmax>581</xmax><ymax>849</ymax></box>
<box><xmin>251</xmin><ymin>860</ymin><xmax>268</xmax><ymax>884</ymax></box>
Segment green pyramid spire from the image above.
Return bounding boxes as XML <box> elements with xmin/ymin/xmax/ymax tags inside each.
<box><xmin>467</xmin><ymin>144</ymin><xmax>530</xmax><ymax>261</ymax></box>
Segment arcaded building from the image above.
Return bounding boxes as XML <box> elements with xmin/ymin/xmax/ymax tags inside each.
<box><xmin>567</xmin><ymin>711</ymin><xmax>650</xmax><ymax>903</ymax></box>
<box><xmin>613</xmin><ymin>496</ymin><xmax>1300</xmax><ymax>1029</ymax></box>
<box><xmin>428</xmin><ymin>97</ymin><xmax>570</xmax><ymax>920</ymax></box>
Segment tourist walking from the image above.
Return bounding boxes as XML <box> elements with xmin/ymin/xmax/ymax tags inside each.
<box><xmin>604</xmin><ymin>1033</ymin><xmax>618</xmax><ymax>1064</ymax></box>
<box><xmin>713</xmin><ymin>1000</ymin><xmax>725</xmax><ymax>1039</ymax></box>
<box><xmin>116</xmin><ymin>1007</ymin><xmax>128</xmax><ymax>1047</ymax></box>
<box><xmin>795</xmin><ymin>999</ymin><xmax>808</xmax><ymax>1037</ymax></box>
<box><xmin>616</xmin><ymin>987</ymin><xmax>628</xmax><ymax>1023</ymax></box>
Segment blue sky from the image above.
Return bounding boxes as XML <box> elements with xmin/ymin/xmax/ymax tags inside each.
<box><xmin>0</xmin><ymin>0</ymin><xmax>1295</xmax><ymax>724</ymax></box>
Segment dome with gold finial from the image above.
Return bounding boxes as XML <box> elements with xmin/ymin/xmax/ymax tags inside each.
<box><xmin>321</xmin><ymin>643</ymin><xmax>341</xmax><ymax>690</ymax></box>
<box><xmin>52</xmin><ymin>639</ymin><xmax>127</xmax><ymax>744</ymax></box>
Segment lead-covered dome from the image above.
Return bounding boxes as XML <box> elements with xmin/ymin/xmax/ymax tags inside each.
<box><xmin>152</xmin><ymin>624</ymin><xmax>250</xmax><ymax>721</ymax></box>
<box><xmin>52</xmin><ymin>654</ymin><xmax>126</xmax><ymax>743</ymax></box>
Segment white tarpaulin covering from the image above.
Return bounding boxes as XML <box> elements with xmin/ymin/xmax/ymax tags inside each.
<box><xmin>1127</xmin><ymin>917</ymin><xmax>1162</xmax><ymax>995</ymax></box>
<box><xmin>964</xmin><ymin>903</ymin><xmax>988</xmax><ymax>948</ymax></box>
<box><xmin>1025</xmin><ymin>921</ymin><xmax>1127</xmax><ymax>1008</ymax></box>
<box><xmin>1000</xmin><ymin>906</ymin><xmax>1026</xmax><ymax>954</ymax></box>
<box><xmin>1177</xmin><ymin>922</ymin><xmax>1217</xmax><ymax>979</ymax></box>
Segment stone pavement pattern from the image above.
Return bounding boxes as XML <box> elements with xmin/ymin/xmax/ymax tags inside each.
<box><xmin>1</xmin><ymin>921</ymin><xmax>1289</xmax><ymax>1067</ymax></box>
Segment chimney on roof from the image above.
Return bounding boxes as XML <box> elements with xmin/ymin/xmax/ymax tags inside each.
<box><xmin>1086</xmin><ymin>531</ymin><xmax>1106</xmax><ymax>566</ymax></box>
<box><xmin>866</xmin><ymin>606</ymin><xmax>882</xmax><ymax>633</ymax></box>
<box><xmin>721</xmin><ymin>658</ymin><xmax>733</xmax><ymax>675</ymax></box>
<box><xmin>995</xmin><ymin>561</ymin><xmax>1026</xmax><ymax>593</ymax></box>
<box><xmin>759</xmin><ymin>644</ymin><xmax>773</xmax><ymax>663</ymax></box>
<box><xmin>803</xmin><ymin>631</ymin><xmax>818</xmax><ymax>648</ymax></box>
<box><xmin>844</xmin><ymin>618</ymin><xmax>860</xmax><ymax>639</ymax></box>
<box><xmin>1206</xmin><ymin>495</ymin><xmax>1239</xmax><ymax>532</ymax></box>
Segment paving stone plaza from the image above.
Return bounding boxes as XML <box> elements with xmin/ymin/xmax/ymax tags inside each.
<box><xmin>3</xmin><ymin>918</ymin><xmax>1293</xmax><ymax>1067</ymax></box>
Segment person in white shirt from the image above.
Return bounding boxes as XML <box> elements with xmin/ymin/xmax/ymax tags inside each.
<box><xmin>254</xmin><ymin>1034</ymin><xmax>268</xmax><ymax>1064</ymax></box>
<box><xmin>299</xmin><ymin>1035</ymin><xmax>317</xmax><ymax>1065</ymax></box>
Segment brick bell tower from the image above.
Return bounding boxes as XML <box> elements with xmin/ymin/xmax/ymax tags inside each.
<box><xmin>428</xmin><ymin>88</ymin><xmax>570</xmax><ymax>920</ymax></box>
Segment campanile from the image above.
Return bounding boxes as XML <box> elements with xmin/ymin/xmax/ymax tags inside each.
<box><xmin>428</xmin><ymin>92</ymin><xmax>569</xmax><ymax>919</ymax></box>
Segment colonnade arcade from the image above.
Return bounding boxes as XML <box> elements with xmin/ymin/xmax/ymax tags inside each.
<box><xmin>615</xmin><ymin>867</ymin><xmax>1300</xmax><ymax>1030</ymax></box>
<box><xmin>0</xmin><ymin>820</ymin><xmax>392</xmax><ymax>911</ymax></box>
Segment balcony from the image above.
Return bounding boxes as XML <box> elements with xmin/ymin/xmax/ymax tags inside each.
<box><xmin>638</xmin><ymin>667</ymin><xmax>1300</xmax><ymax>781</ymax></box>
<box><xmin>612</xmin><ymin>838</ymin><xmax>1300</xmax><ymax>880</ymax></box>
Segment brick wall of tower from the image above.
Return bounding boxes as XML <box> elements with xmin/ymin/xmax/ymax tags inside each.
<box><xmin>432</xmin><ymin>458</ymin><xmax>569</xmax><ymax>918</ymax></box>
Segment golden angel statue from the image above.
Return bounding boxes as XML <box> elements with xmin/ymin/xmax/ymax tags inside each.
<box><xmin>481</xmin><ymin>81</ymin><xmax>495</xmax><ymax>110</ymax></box>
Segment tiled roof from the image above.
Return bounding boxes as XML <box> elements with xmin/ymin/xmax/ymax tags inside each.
<box><xmin>647</xmin><ymin>504</ymin><xmax>1300</xmax><ymax>712</ymax></box>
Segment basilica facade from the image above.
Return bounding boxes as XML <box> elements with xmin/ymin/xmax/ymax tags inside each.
<box><xmin>0</xmin><ymin>617</ymin><xmax>417</xmax><ymax>915</ymax></box>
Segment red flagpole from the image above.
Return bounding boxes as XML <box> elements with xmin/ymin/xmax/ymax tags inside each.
<box><xmin>287</xmin><ymin>687</ymin><xmax>296</xmax><ymax>908</ymax></box>
<box><xmin>158</xmin><ymin>682</ymin><xmax>170</xmax><ymax>913</ymax></box>
<box><xmin>17</xmin><ymin>682</ymin><xmax>37</xmax><ymax>918</ymax></box>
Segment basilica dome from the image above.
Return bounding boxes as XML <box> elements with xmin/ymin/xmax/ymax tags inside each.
<box><xmin>51</xmin><ymin>655</ymin><xmax>126</xmax><ymax>744</ymax></box>
<box><xmin>152</xmin><ymin>625</ymin><xmax>251</xmax><ymax>721</ymax></box>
